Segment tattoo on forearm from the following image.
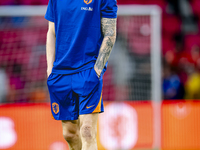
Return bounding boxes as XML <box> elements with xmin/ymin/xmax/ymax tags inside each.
<box><xmin>94</xmin><ymin>18</ymin><xmax>117</xmax><ymax>75</ymax></box>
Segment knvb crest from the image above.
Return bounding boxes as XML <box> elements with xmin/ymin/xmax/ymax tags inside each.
<box><xmin>52</xmin><ymin>102</ymin><xmax>59</xmax><ymax>114</ymax></box>
<box><xmin>84</xmin><ymin>0</ymin><xmax>92</xmax><ymax>5</ymax></box>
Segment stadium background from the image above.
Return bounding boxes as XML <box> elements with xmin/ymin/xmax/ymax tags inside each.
<box><xmin>0</xmin><ymin>0</ymin><xmax>200</xmax><ymax>150</ymax></box>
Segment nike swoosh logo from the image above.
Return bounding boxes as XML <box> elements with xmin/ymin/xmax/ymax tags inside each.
<box><xmin>86</xmin><ymin>105</ymin><xmax>95</xmax><ymax>109</ymax></box>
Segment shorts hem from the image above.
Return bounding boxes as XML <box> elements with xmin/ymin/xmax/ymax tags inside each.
<box><xmin>53</xmin><ymin>116</ymin><xmax>79</xmax><ymax>121</ymax></box>
<box><xmin>79</xmin><ymin>110</ymin><xmax>104</xmax><ymax>115</ymax></box>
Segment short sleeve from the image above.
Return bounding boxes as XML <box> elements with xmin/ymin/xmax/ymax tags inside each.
<box><xmin>101</xmin><ymin>0</ymin><xmax>118</xmax><ymax>18</ymax></box>
<box><xmin>45</xmin><ymin>0</ymin><xmax>54</xmax><ymax>22</ymax></box>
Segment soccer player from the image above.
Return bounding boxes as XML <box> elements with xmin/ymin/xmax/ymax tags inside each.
<box><xmin>45</xmin><ymin>0</ymin><xmax>117</xmax><ymax>149</ymax></box>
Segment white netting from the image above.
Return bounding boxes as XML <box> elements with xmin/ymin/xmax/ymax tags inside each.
<box><xmin>0</xmin><ymin>6</ymin><xmax>161</xmax><ymax>103</ymax></box>
<box><xmin>0</xmin><ymin>16</ymin><xmax>48</xmax><ymax>103</ymax></box>
<box><xmin>104</xmin><ymin>15</ymin><xmax>152</xmax><ymax>101</ymax></box>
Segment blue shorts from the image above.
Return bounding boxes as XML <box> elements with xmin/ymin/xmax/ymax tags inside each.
<box><xmin>47</xmin><ymin>67</ymin><xmax>104</xmax><ymax>120</ymax></box>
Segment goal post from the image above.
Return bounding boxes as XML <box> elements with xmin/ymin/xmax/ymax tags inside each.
<box><xmin>117</xmin><ymin>5</ymin><xmax>162</xmax><ymax>103</ymax></box>
<box><xmin>0</xmin><ymin>5</ymin><xmax>162</xmax><ymax>101</ymax></box>
<box><xmin>0</xmin><ymin>5</ymin><xmax>162</xmax><ymax>149</ymax></box>
<box><xmin>117</xmin><ymin>5</ymin><xmax>162</xmax><ymax>149</ymax></box>
<box><xmin>0</xmin><ymin>5</ymin><xmax>162</xmax><ymax>102</ymax></box>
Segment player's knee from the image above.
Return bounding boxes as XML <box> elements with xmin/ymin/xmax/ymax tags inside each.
<box><xmin>80</xmin><ymin>124</ymin><xmax>95</xmax><ymax>141</ymax></box>
<box><xmin>63</xmin><ymin>128</ymin><xmax>78</xmax><ymax>143</ymax></box>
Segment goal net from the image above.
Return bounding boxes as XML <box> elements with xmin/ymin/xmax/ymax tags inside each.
<box><xmin>0</xmin><ymin>6</ymin><xmax>49</xmax><ymax>103</ymax></box>
<box><xmin>0</xmin><ymin>5</ymin><xmax>161</xmax><ymax>103</ymax></box>
<box><xmin>106</xmin><ymin>6</ymin><xmax>162</xmax><ymax>102</ymax></box>
<box><xmin>0</xmin><ymin>5</ymin><xmax>162</xmax><ymax>149</ymax></box>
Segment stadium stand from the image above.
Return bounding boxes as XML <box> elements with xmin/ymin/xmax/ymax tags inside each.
<box><xmin>1</xmin><ymin>0</ymin><xmax>200</xmax><ymax>102</ymax></box>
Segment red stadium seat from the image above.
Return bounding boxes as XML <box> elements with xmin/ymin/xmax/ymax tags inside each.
<box><xmin>0</xmin><ymin>0</ymin><xmax>15</xmax><ymax>5</ymax></box>
<box><xmin>144</xmin><ymin>0</ymin><xmax>167</xmax><ymax>10</ymax></box>
<box><xmin>117</xmin><ymin>0</ymin><xmax>143</xmax><ymax>5</ymax></box>
<box><xmin>162</xmin><ymin>15</ymin><xmax>181</xmax><ymax>37</ymax></box>
<box><xmin>191</xmin><ymin>0</ymin><xmax>200</xmax><ymax>16</ymax></box>
<box><xmin>162</xmin><ymin>37</ymin><xmax>176</xmax><ymax>54</ymax></box>
<box><xmin>18</xmin><ymin>0</ymin><xmax>44</xmax><ymax>5</ymax></box>
<box><xmin>184</xmin><ymin>34</ymin><xmax>200</xmax><ymax>51</ymax></box>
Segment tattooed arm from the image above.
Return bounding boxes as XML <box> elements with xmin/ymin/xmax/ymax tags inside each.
<box><xmin>94</xmin><ymin>17</ymin><xmax>117</xmax><ymax>77</ymax></box>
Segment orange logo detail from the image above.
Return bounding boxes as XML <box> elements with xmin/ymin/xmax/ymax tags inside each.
<box><xmin>86</xmin><ymin>105</ymin><xmax>95</xmax><ymax>109</ymax></box>
<box><xmin>84</xmin><ymin>0</ymin><xmax>92</xmax><ymax>5</ymax></box>
<box><xmin>52</xmin><ymin>103</ymin><xmax>59</xmax><ymax>114</ymax></box>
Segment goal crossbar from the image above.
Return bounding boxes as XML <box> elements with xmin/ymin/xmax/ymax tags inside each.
<box><xmin>0</xmin><ymin>4</ymin><xmax>162</xmax><ymax>102</ymax></box>
<box><xmin>0</xmin><ymin>5</ymin><xmax>162</xmax><ymax>149</ymax></box>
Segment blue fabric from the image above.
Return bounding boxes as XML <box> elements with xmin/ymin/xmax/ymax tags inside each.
<box><xmin>47</xmin><ymin>68</ymin><xmax>104</xmax><ymax>120</ymax></box>
<box><xmin>162</xmin><ymin>74</ymin><xmax>184</xmax><ymax>99</ymax></box>
<box><xmin>45</xmin><ymin>0</ymin><xmax>117</xmax><ymax>74</ymax></box>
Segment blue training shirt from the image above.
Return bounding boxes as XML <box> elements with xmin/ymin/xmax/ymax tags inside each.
<box><xmin>45</xmin><ymin>0</ymin><xmax>118</xmax><ymax>74</ymax></box>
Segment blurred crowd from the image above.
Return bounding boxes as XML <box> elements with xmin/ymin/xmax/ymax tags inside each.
<box><xmin>119</xmin><ymin>0</ymin><xmax>200</xmax><ymax>100</ymax></box>
<box><xmin>161</xmin><ymin>0</ymin><xmax>200</xmax><ymax>100</ymax></box>
<box><xmin>0</xmin><ymin>0</ymin><xmax>48</xmax><ymax>5</ymax></box>
<box><xmin>1</xmin><ymin>0</ymin><xmax>200</xmax><ymax>103</ymax></box>
<box><xmin>116</xmin><ymin>0</ymin><xmax>200</xmax><ymax>100</ymax></box>
<box><xmin>0</xmin><ymin>16</ymin><xmax>48</xmax><ymax>103</ymax></box>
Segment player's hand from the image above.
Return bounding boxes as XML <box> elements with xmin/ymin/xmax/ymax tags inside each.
<box><xmin>94</xmin><ymin>66</ymin><xmax>101</xmax><ymax>78</ymax></box>
<box><xmin>47</xmin><ymin>69</ymin><xmax>52</xmax><ymax>78</ymax></box>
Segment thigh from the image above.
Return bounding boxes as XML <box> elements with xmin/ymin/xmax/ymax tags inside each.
<box><xmin>80</xmin><ymin>113</ymin><xmax>98</xmax><ymax>130</ymax></box>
